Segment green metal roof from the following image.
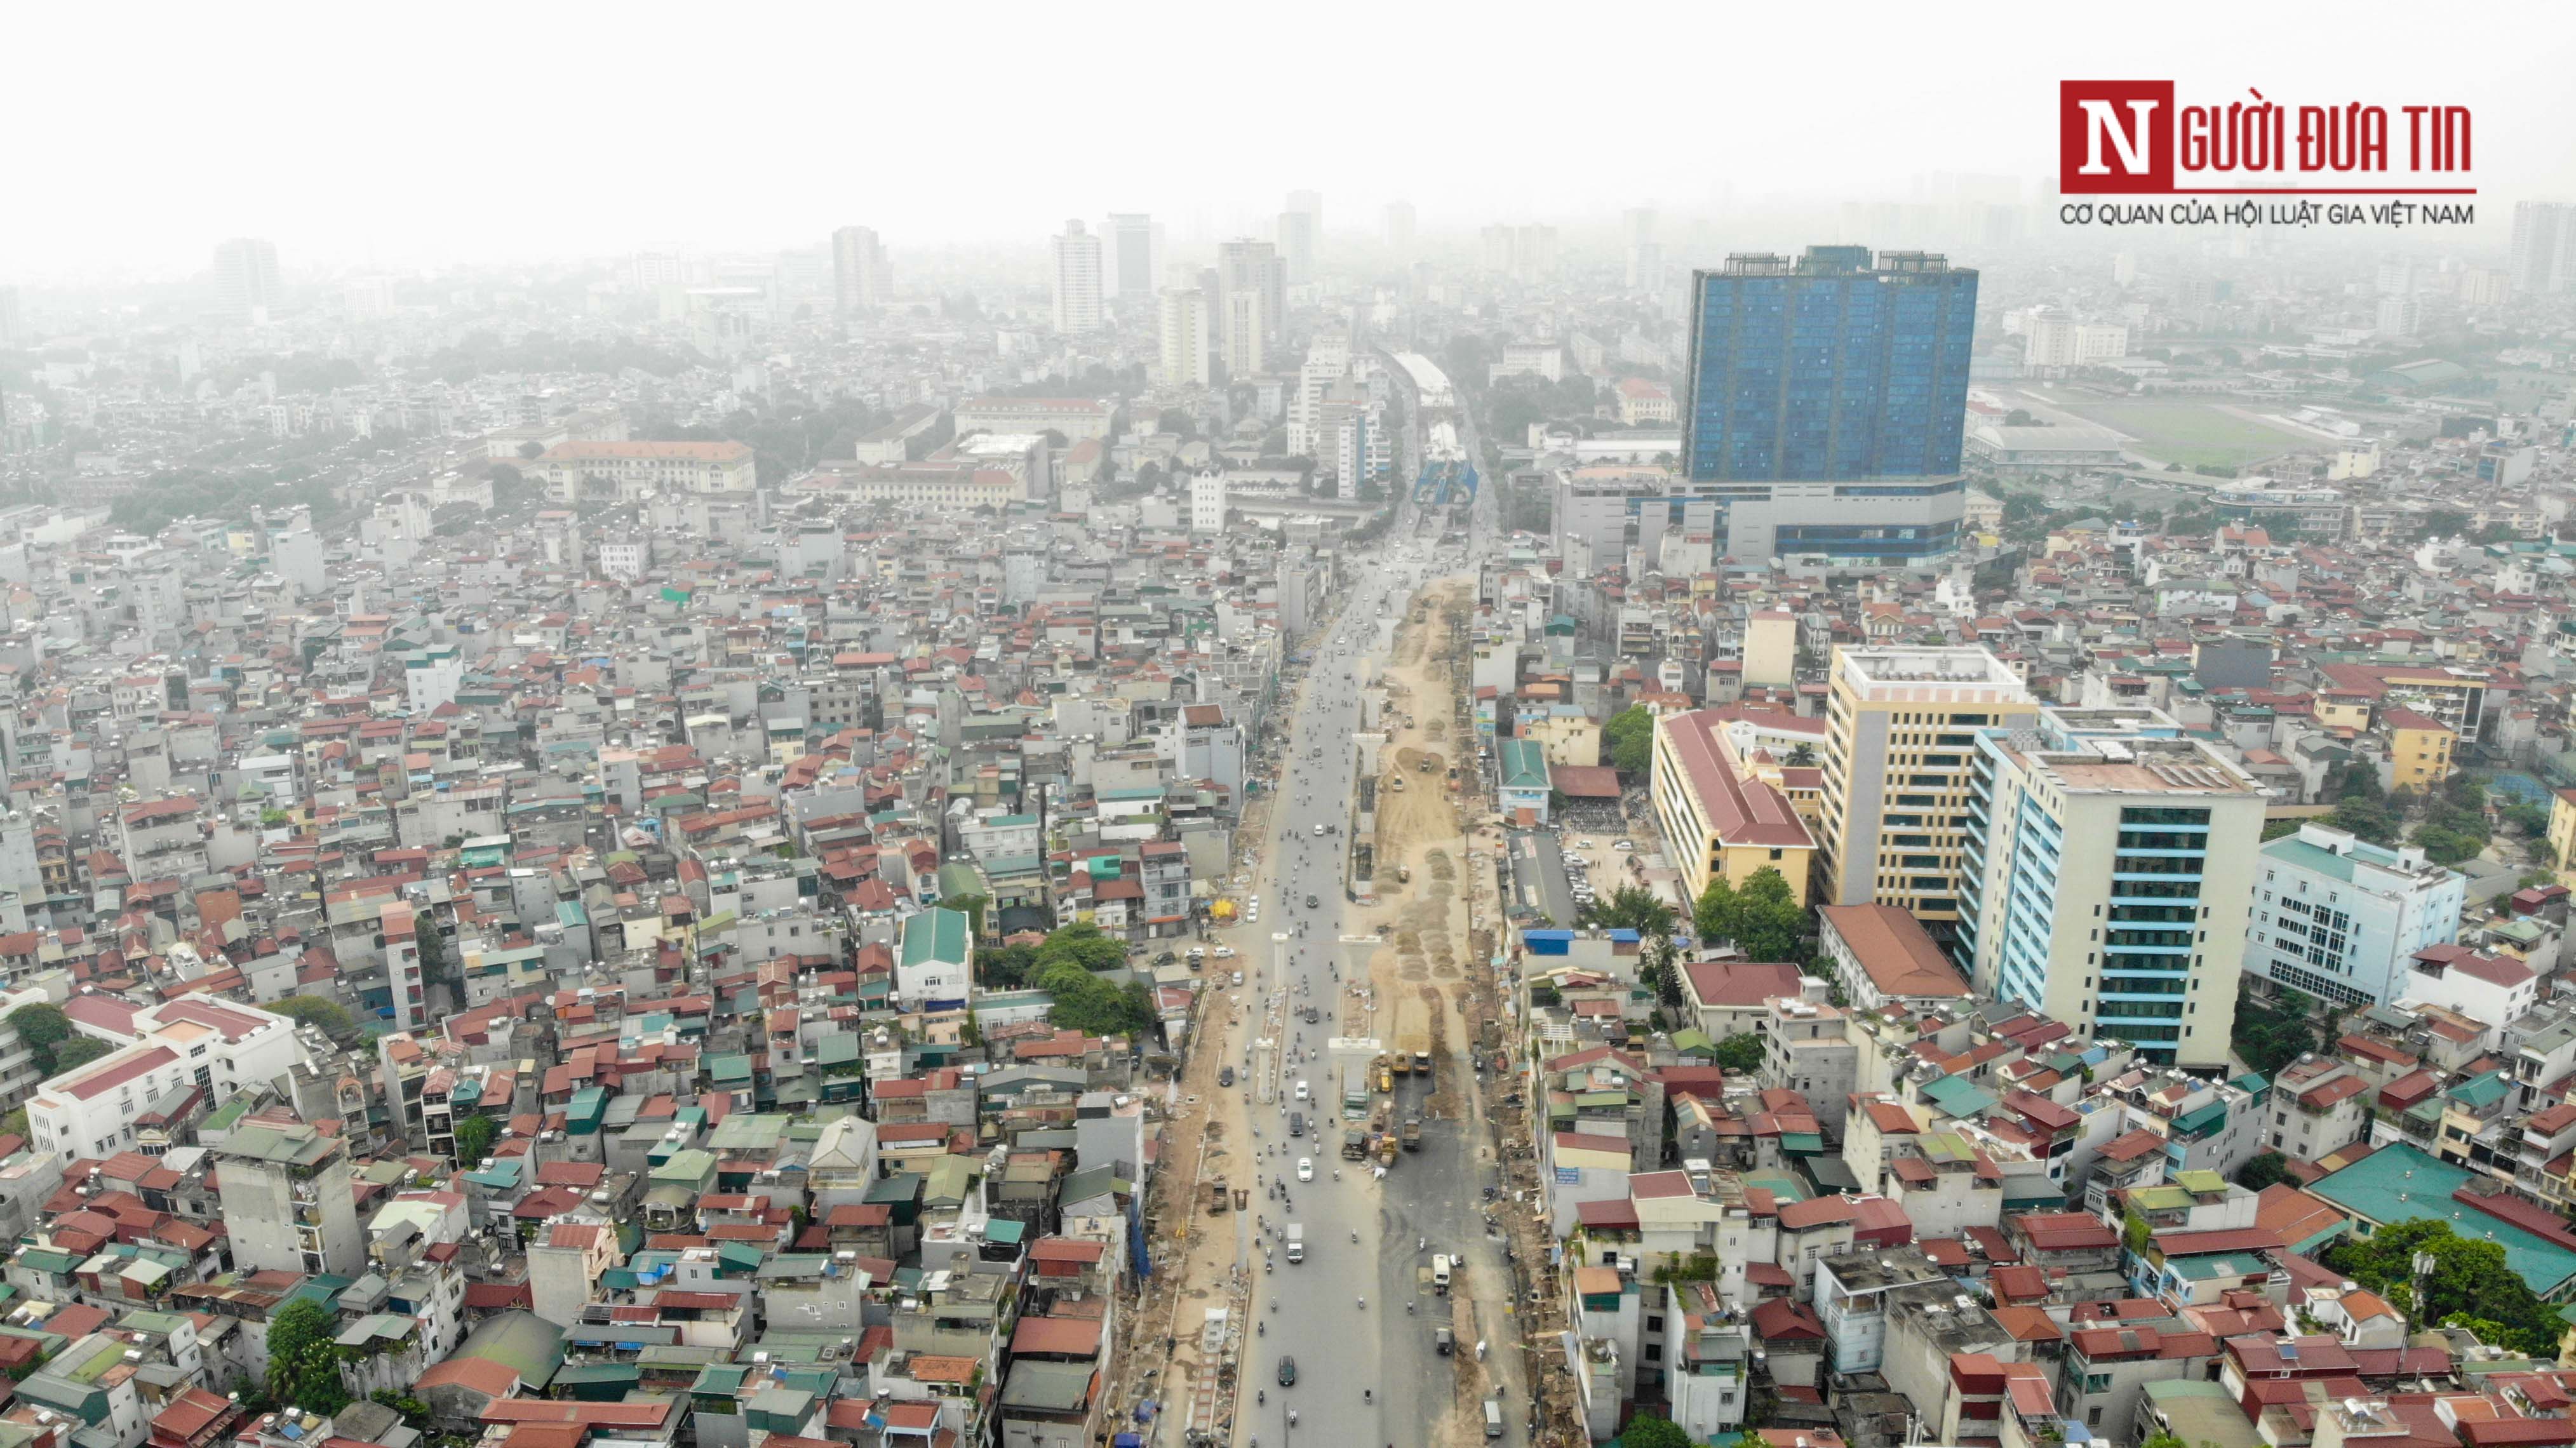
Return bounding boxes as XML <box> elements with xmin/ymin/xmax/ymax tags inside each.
<box><xmin>901</xmin><ymin>907</ymin><xmax>971</xmax><ymax>967</ymax></box>
<box><xmin>2308</xmin><ymin>1143</ymin><xmax>2576</xmax><ymax>1296</ymax></box>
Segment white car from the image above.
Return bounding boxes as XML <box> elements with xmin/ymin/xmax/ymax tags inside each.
<box><xmin>1613</xmin><ymin>840</ymin><xmax>1634</xmax><ymax>852</ymax></box>
<box><xmin>1295</xmin><ymin>1080</ymin><xmax>1311</xmax><ymax>1101</ymax></box>
<box><xmin>1214</xmin><ymin>946</ymin><xmax>1236</xmax><ymax>959</ymax></box>
<box><xmin>1297</xmin><ymin>1157</ymin><xmax>1315</xmax><ymax>1182</ymax></box>
<box><xmin>1313</xmin><ymin>823</ymin><xmax>1326</xmax><ymax>836</ymax></box>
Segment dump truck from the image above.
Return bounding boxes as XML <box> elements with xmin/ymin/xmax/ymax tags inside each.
<box><xmin>1207</xmin><ymin>1177</ymin><xmax>1230</xmax><ymax>1214</ymax></box>
<box><xmin>1432</xmin><ymin>1253</ymin><xmax>1453</xmax><ymax>1294</ymax></box>
<box><xmin>1401</xmin><ymin>1117</ymin><xmax>1421</xmax><ymax>1151</ymax></box>
<box><xmin>1377</xmin><ymin>1133</ymin><xmax>1398</xmax><ymax>1167</ymax></box>
<box><xmin>1285</xmin><ymin>1223</ymin><xmax>1304</xmax><ymax>1264</ymax></box>
<box><xmin>1378</xmin><ymin>1061</ymin><xmax>1395</xmax><ymax>1093</ymax></box>
<box><xmin>1342</xmin><ymin>1128</ymin><xmax>1367</xmax><ymax>1161</ymax></box>
<box><xmin>1413</xmin><ymin>1043</ymin><xmax>1433</xmax><ymax>1078</ymax></box>
<box><xmin>1392</xmin><ymin>995</ymin><xmax>1431</xmax><ymax>1080</ymax></box>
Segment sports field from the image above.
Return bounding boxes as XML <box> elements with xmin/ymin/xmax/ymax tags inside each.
<box><xmin>2038</xmin><ymin>396</ymin><xmax>2317</xmax><ymax>470</ymax></box>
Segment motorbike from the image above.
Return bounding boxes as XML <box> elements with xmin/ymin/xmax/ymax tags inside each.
<box><xmin>1355</xmin><ymin>1297</ymin><xmax>1364</xmax><ymax>1310</ymax></box>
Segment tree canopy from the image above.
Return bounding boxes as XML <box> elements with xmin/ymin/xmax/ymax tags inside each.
<box><xmin>267</xmin><ymin>995</ymin><xmax>361</xmax><ymax>1040</ymax></box>
<box><xmin>1581</xmin><ymin>884</ymin><xmax>1677</xmax><ymax>938</ymax></box>
<box><xmin>1712</xmin><ymin>1034</ymin><xmax>1764</xmax><ymax>1072</ymax></box>
<box><xmin>1694</xmin><ymin>868</ymin><xmax>1808</xmax><ymax>962</ymax></box>
<box><xmin>1033</xmin><ymin>961</ymin><xmax>1156</xmax><ymax>1039</ymax></box>
<box><xmin>1603</xmin><ymin>706</ymin><xmax>1655</xmax><ymax>776</ymax></box>
<box><xmin>265</xmin><ymin>1297</ymin><xmax>352</xmax><ymax>1414</ymax></box>
<box><xmin>5</xmin><ymin>1003</ymin><xmax>73</xmax><ymax>1078</ymax></box>
<box><xmin>2230</xmin><ymin>991</ymin><xmax>2317</xmax><ymax>1075</ymax></box>
<box><xmin>1620</xmin><ymin>1416</ymin><xmax>1693</xmax><ymax>1448</ymax></box>
<box><xmin>2323</xmin><ymin>1218</ymin><xmax>2561</xmax><ymax>1356</ymax></box>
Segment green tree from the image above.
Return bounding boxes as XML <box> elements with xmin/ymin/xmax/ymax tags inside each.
<box><xmin>1713</xmin><ymin>1034</ymin><xmax>1764</xmax><ymax>1072</ymax></box>
<box><xmin>413</xmin><ymin>922</ymin><xmax>450</xmax><ymax>993</ymax></box>
<box><xmin>976</xmin><ymin>943</ymin><xmax>1039</xmax><ymax>988</ymax></box>
<box><xmin>49</xmin><ymin>1036</ymin><xmax>114</xmax><ymax>1074</ymax></box>
<box><xmin>2323</xmin><ymin>1219</ymin><xmax>2561</xmax><ymax>1355</ymax></box>
<box><xmin>267</xmin><ymin>995</ymin><xmax>359</xmax><ymax>1039</ymax></box>
<box><xmin>1033</xmin><ymin>962</ymin><xmax>1153</xmax><ymax>1038</ymax></box>
<box><xmin>1694</xmin><ymin>875</ymin><xmax>1740</xmax><ymax>947</ymax></box>
<box><xmin>1785</xmin><ymin>742</ymin><xmax>1816</xmax><ymax>767</ymax></box>
<box><xmin>6</xmin><ymin>1003</ymin><xmax>72</xmax><ymax>1078</ymax></box>
<box><xmin>370</xmin><ymin>1391</ymin><xmax>431</xmax><ymax>1431</ymax></box>
<box><xmin>1031</xmin><ymin>922</ymin><xmax>1127</xmax><ymax>973</ymax></box>
<box><xmin>1620</xmin><ymin>1414</ymin><xmax>1693</xmax><ymax>1448</ymax></box>
<box><xmin>265</xmin><ymin>1298</ymin><xmax>352</xmax><ymax>1414</ymax></box>
<box><xmin>2328</xmin><ymin>793</ymin><xmax>2403</xmax><ymax>847</ymax></box>
<box><xmin>2231</xmin><ymin>992</ymin><xmax>2318</xmax><ymax>1075</ymax></box>
<box><xmin>453</xmin><ymin>1113</ymin><xmax>497</xmax><ymax>1165</ymax></box>
<box><xmin>1731</xmin><ymin>868</ymin><xmax>1809</xmax><ymax>963</ymax></box>
<box><xmin>2235</xmin><ymin>1151</ymin><xmax>2290</xmax><ymax>1191</ymax></box>
<box><xmin>1581</xmin><ymin>885</ymin><xmax>1677</xmax><ymax>939</ymax></box>
<box><xmin>937</xmin><ymin>894</ymin><xmax>991</xmax><ymax>941</ymax></box>
<box><xmin>1602</xmin><ymin>706</ymin><xmax>1656</xmax><ymax>777</ymax></box>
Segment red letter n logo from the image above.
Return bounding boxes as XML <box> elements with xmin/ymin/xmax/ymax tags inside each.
<box><xmin>2060</xmin><ymin>80</ymin><xmax>2174</xmax><ymax>194</ymax></box>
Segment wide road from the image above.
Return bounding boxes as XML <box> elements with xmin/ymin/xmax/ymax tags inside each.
<box><xmin>1222</xmin><ymin>505</ymin><xmax>1513</xmax><ymax>1448</ymax></box>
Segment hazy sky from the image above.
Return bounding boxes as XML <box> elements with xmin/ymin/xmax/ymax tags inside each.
<box><xmin>15</xmin><ymin>0</ymin><xmax>2576</xmax><ymax>282</ymax></box>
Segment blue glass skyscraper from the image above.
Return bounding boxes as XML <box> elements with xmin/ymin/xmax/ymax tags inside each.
<box><xmin>1680</xmin><ymin>246</ymin><xmax>1977</xmax><ymax>483</ymax></box>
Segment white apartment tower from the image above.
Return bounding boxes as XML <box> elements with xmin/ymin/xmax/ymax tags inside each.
<box><xmin>832</xmin><ymin>225</ymin><xmax>889</xmax><ymax>314</ymax></box>
<box><xmin>1218</xmin><ymin>239</ymin><xmax>1285</xmax><ymax>373</ymax></box>
<box><xmin>1051</xmin><ymin>220</ymin><xmax>1104</xmax><ymax>334</ymax></box>
<box><xmin>1106</xmin><ymin>213</ymin><xmax>1158</xmax><ymax>300</ymax></box>
<box><xmin>1158</xmin><ymin>288</ymin><xmax>1212</xmax><ymax>388</ymax></box>
<box><xmin>213</xmin><ymin>237</ymin><xmax>283</xmax><ymax>322</ymax></box>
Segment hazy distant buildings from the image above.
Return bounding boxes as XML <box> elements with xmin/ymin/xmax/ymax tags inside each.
<box><xmin>1480</xmin><ymin>224</ymin><xmax>1557</xmax><ymax>282</ymax></box>
<box><xmin>832</xmin><ymin>225</ymin><xmax>890</xmax><ymax>314</ymax></box>
<box><xmin>1383</xmin><ymin>201</ymin><xmax>1416</xmax><ymax>251</ymax></box>
<box><xmin>1624</xmin><ymin>208</ymin><xmax>1663</xmax><ymax>292</ymax></box>
<box><xmin>2510</xmin><ymin>201</ymin><xmax>2574</xmax><ymax>295</ymax></box>
<box><xmin>1158</xmin><ymin>287</ymin><xmax>1212</xmax><ymax>388</ymax></box>
<box><xmin>1051</xmin><ymin>219</ymin><xmax>1104</xmax><ymax>333</ymax></box>
<box><xmin>1217</xmin><ymin>239</ymin><xmax>1285</xmax><ymax>373</ymax></box>
<box><xmin>2023</xmin><ymin>316</ymin><xmax>2128</xmax><ymax>369</ymax></box>
<box><xmin>0</xmin><ymin>286</ymin><xmax>22</xmax><ymax>348</ymax></box>
<box><xmin>1276</xmin><ymin>210</ymin><xmax>1317</xmax><ymax>287</ymax></box>
<box><xmin>1106</xmin><ymin>213</ymin><xmax>1158</xmax><ymax>300</ymax></box>
<box><xmin>212</xmin><ymin>237</ymin><xmax>282</xmax><ymax>322</ymax></box>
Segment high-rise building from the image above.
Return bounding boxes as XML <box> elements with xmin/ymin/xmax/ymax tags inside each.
<box><xmin>2244</xmin><ymin>823</ymin><xmax>2464</xmax><ymax>1009</ymax></box>
<box><xmin>1817</xmin><ymin>646</ymin><xmax>2034</xmax><ymax>923</ymax></box>
<box><xmin>1158</xmin><ymin>287</ymin><xmax>1212</xmax><ymax>387</ymax></box>
<box><xmin>1285</xmin><ymin>189</ymin><xmax>1322</xmax><ymax>234</ymax></box>
<box><xmin>1480</xmin><ymin>224</ymin><xmax>1558</xmax><ymax>282</ymax></box>
<box><xmin>1221</xmin><ymin>288</ymin><xmax>1269</xmax><ymax>378</ymax></box>
<box><xmin>832</xmin><ymin>225</ymin><xmax>890</xmax><ymax>314</ymax></box>
<box><xmin>1106</xmin><ymin>213</ymin><xmax>1158</xmax><ymax>299</ymax></box>
<box><xmin>212</xmin><ymin>237</ymin><xmax>282</xmax><ymax>321</ymax></box>
<box><xmin>216</xmin><ymin>1120</ymin><xmax>364</xmax><ymax>1276</ymax></box>
<box><xmin>1051</xmin><ymin>220</ymin><xmax>1103</xmax><ymax>333</ymax></box>
<box><xmin>2023</xmin><ymin>316</ymin><xmax>2129</xmax><ymax>368</ymax></box>
<box><xmin>1383</xmin><ymin>201</ymin><xmax>1416</xmax><ymax>251</ymax></box>
<box><xmin>2511</xmin><ymin>201</ymin><xmax>2575</xmax><ymax>295</ymax></box>
<box><xmin>0</xmin><ymin>286</ymin><xmax>22</xmax><ymax>348</ymax></box>
<box><xmin>1680</xmin><ymin>246</ymin><xmax>1976</xmax><ymax>484</ymax></box>
<box><xmin>1216</xmin><ymin>239</ymin><xmax>1284</xmax><ymax>373</ymax></box>
<box><xmin>1277</xmin><ymin>210</ymin><xmax>1317</xmax><ymax>286</ymax></box>
<box><xmin>1959</xmin><ymin>706</ymin><xmax>2265</xmax><ymax>1069</ymax></box>
<box><xmin>1623</xmin><ymin>208</ymin><xmax>1662</xmax><ymax>292</ymax></box>
<box><xmin>2373</xmin><ymin>293</ymin><xmax>2420</xmax><ymax>341</ymax></box>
